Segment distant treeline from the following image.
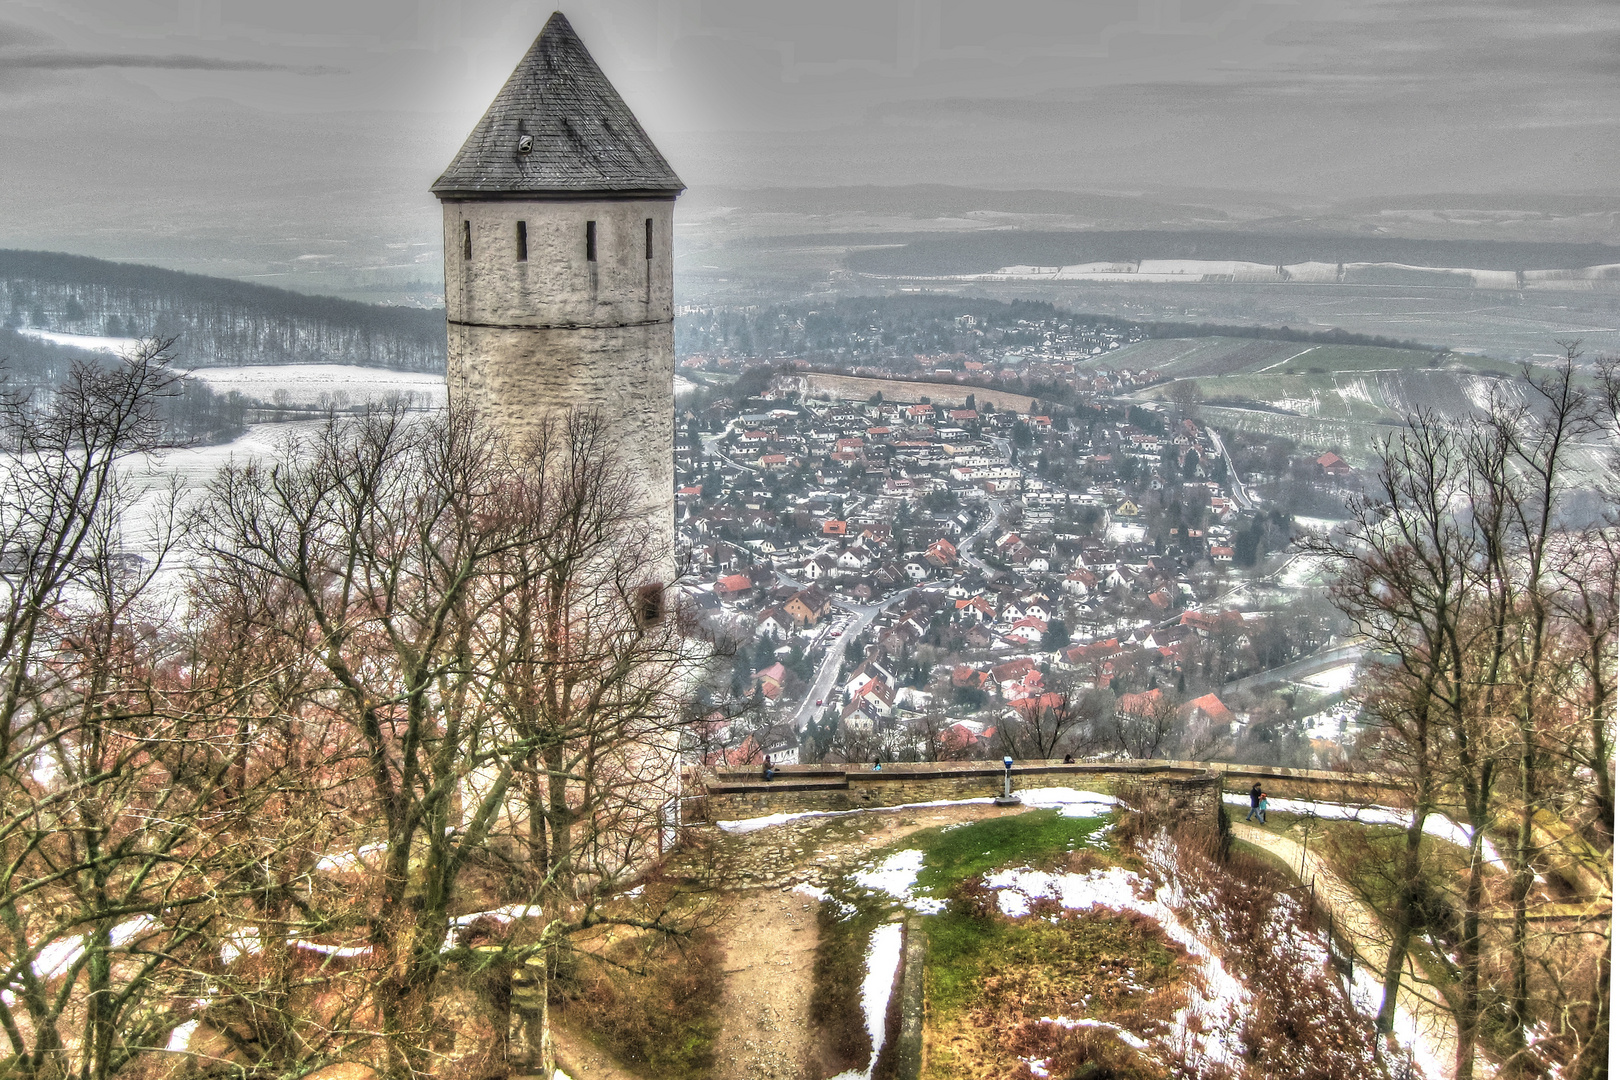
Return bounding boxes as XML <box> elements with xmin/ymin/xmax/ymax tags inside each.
<box><xmin>843</xmin><ymin>229</ymin><xmax>1620</xmax><ymax>276</ymax></box>
<box><xmin>1134</xmin><ymin>320</ymin><xmax>1431</xmax><ymax>352</ymax></box>
<box><xmin>676</xmin><ymin>294</ymin><xmax>1119</xmax><ymax>363</ymax></box>
<box><xmin>676</xmin><ymin>293</ymin><xmax>1432</xmax><ymax>363</ymax></box>
<box><xmin>1</xmin><ymin>249</ymin><xmax>447</xmax><ymax>371</ymax></box>
<box><xmin>0</xmin><ymin>327</ymin><xmax>247</xmax><ymax>445</ymax></box>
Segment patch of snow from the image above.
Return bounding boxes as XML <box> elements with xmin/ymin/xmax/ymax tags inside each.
<box><xmin>221</xmin><ymin>927</ymin><xmax>262</xmax><ymax>963</ymax></box>
<box><xmin>1276</xmin><ymin>553</ymin><xmax>1332</xmax><ymax>589</ymax></box>
<box><xmin>851</xmin><ymin>849</ymin><xmax>946</xmax><ymax>914</ymax></box>
<box><xmin>717</xmin><ymin>797</ymin><xmax>991</xmax><ymax>833</ymax></box>
<box><xmin>1272</xmin><ymin>396</ymin><xmax>1319</xmax><ymax>416</ymax></box>
<box><xmin>33</xmin><ymin>916</ymin><xmax>156</xmax><ymax>980</ymax></box>
<box><xmin>1016</xmin><ymin>786</ymin><xmax>1121</xmax><ymax>818</ymax></box>
<box><xmin>1041</xmin><ymin>1015</ymin><xmax>1150</xmax><ymax>1050</ymax></box>
<box><xmin>1301</xmin><ymin>662</ymin><xmax>1358</xmax><ymax>693</ymax></box>
<box><xmin>448</xmin><ymin>904</ymin><xmax>543</xmax><ymax>928</ymax></box>
<box><xmin>315</xmin><ymin>841</ymin><xmax>387</xmax><ymax>873</ymax></box>
<box><xmin>1292</xmin><ymin>515</ymin><xmax>1346</xmax><ymax>535</ymax></box>
<box><xmin>828</xmin><ymin>922</ymin><xmax>905</xmax><ymax>1080</ymax></box>
<box><xmin>1336</xmin><ymin>377</ymin><xmax>1377</xmax><ymax>407</ymax></box>
<box><xmin>292</xmin><ymin>940</ymin><xmax>372</xmax><ymax>958</ymax></box>
<box><xmin>1350</xmin><ymin>966</ymin><xmax>1448</xmax><ymax>1080</ymax></box>
<box><xmin>165</xmin><ymin>1020</ymin><xmax>199</xmax><ymax>1053</ymax></box>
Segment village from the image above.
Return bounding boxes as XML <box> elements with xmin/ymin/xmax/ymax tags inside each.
<box><xmin>675</xmin><ymin>360</ymin><xmax>1362</xmax><ymax>773</ymax></box>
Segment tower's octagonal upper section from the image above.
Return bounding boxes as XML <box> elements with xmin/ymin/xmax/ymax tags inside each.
<box><xmin>431</xmin><ymin>11</ymin><xmax>684</xmax><ymax>201</ymax></box>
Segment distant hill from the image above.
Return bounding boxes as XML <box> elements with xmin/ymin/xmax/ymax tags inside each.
<box><xmin>1</xmin><ymin>250</ymin><xmax>447</xmax><ymax>371</ymax></box>
<box><xmin>842</xmin><ymin>230</ymin><xmax>1620</xmax><ymax>276</ymax></box>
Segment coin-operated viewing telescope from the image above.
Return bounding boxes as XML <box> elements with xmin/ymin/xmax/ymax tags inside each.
<box><xmin>995</xmin><ymin>755</ymin><xmax>1022</xmax><ymax>806</ymax></box>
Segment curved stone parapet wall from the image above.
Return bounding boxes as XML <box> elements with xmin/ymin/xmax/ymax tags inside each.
<box><xmin>691</xmin><ymin>759</ymin><xmax>1402</xmax><ymax>831</ymax></box>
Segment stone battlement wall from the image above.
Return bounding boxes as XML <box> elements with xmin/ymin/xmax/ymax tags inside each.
<box><xmin>689</xmin><ymin>759</ymin><xmax>1399</xmax><ymax>829</ymax></box>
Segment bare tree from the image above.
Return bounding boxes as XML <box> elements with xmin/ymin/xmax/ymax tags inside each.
<box><xmin>0</xmin><ymin>341</ymin><xmax>286</xmax><ymax>1080</ymax></box>
<box><xmin>1104</xmin><ymin>689</ymin><xmax>1177</xmax><ymax>760</ymax></box>
<box><xmin>1301</xmin><ymin>411</ymin><xmax>1471</xmax><ymax>1041</ymax></box>
<box><xmin>189</xmin><ymin>405</ymin><xmax>717</xmax><ymax>1080</ymax></box>
<box><xmin>996</xmin><ymin>682</ymin><xmax>1110</xmax><ymax>759</ymax></box>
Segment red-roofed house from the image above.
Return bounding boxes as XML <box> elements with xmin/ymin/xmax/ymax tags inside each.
<box><xmin>1007</xmin><ymin>616</ymin><xmax>1048</xmax><ymax>644</ymax></box>
<box><xmin>1178</xmin><ymin>693</ymin><xmax>1235</xmax><ymax>729</ymax></box>
<box><xmin>1315</xmin><ymin>451</ymin><xmax>1353</xmax><ymax>479</ymax></box>
<box><xmin>754</xmin><ymin>662</ymin><xmax>786</xmax><ymax>702</ymax></box>
<box><xmin>715</xmin><ymin>573</ymin><xmax>753</xmax><ymax>599</ymax></box>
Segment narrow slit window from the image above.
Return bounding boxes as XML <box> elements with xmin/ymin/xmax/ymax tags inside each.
<box><xmin>645</xmin><ymin>217</ymin><xmax>653</xmax><ymax>260</ymax></box>
<box><xmin>462</xmin><ymin>220</ymin><xmax>471</xmax><ymax>260</ymax></box>
<box><xmin>585</xmin><ymin>220</ymin><xmax>597</xmax><ymax>262</ymax></box>
<box><xmin>636</xmin><ymin>583</ymin><xmax>665</xmax><ymax>626</ymax></box>
<box><xmin>516</xmin><ymin>220</ymin><xmax>528</xmax><ymax>262</ymax></box>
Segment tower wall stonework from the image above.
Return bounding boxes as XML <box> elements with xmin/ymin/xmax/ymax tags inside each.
<box><xmin>442</xmin><ymin>197</ymin><xmax>676</xmax><ymax>580</ymax></box>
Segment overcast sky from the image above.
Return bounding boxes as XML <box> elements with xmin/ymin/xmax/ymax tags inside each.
<box><xmin>1</xmin><ymin>0</ymin><xmax>1616</xmax><ymax>285</ymax></box>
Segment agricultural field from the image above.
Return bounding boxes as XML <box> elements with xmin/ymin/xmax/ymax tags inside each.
<box><xmin>186</xmin><ymin>362</ymin><xmax>447</xmax><ymax>407</ymax></box>
<box><xmin>1097</xmin><ymin>336</ymin><xmax>1303</xmax><ymax>377</ymax></box>
<box><xmin>1106</xmin><ymin>337</ymin><xmax>1545</xmax><ymax>465</ymax></box>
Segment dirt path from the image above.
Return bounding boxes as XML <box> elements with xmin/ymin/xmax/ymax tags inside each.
<box><xmin>550</xmin><ymin>1024</ymin><xmax>644</xmax><ymax>1080</ymax></box>
<box><xmin>712</xmin><ymin>888</ymin><xmax>820</xmax><ymax>1080</ymax></box>
<box><xmin>1232</xmin><ymin>821</ymin><xmax>1459</xmax><ymax>1079</ymax></box>
<box><xmin>702</xmin><ymin>800</ymin><xmax>1039</xmax><ymax>1080</ymax></box>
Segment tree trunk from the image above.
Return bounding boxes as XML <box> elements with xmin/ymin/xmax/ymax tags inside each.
<box><xmin>1378</xmin><ymin>804</ymin><xmax>1428</xmax><ymax>1036</ymax></box>
<box><xmin>540</xmin><ymin>956</ymin><xmax>556</xmax><ymax>1080</ymax></box>
<box><xmin>1454</xmin><ymin>803</ymin><xmax>1492</xmax><ymax>1080</ymax></box>
<box><xmin>545</xmin><ymin>743</ymin><xmax>573</xmax><ymax>892</ymax></box>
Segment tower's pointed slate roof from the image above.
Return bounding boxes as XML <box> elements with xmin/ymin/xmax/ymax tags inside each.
<box><xmin>431</xmin><ymin>12</ymin><xmax>683</xmax><ymax>199</ymax></box>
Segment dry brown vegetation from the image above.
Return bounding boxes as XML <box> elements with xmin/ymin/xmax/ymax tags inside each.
<box><xmin>0</xmin><ymin>340</ymin><xmax>724</xmax><ymax>1080</ymax></box>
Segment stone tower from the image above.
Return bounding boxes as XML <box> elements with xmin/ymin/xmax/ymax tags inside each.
<box><xmin>432</xmin><ymin>11</ymin><xmax>683</xmax><ymax>585</ymax></box>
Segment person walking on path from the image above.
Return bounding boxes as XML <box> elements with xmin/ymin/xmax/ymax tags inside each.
<box><xmin>1256</xmin><ymin>791</ymin><xmax>1269</xmax><ymax>824</ymax></box>
<box><xmin>1245</xmin><ymin>782</ymin><xmax>1263</xmax><ymax>822</ymax></box>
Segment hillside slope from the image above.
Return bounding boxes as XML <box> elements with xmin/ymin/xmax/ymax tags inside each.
<box><xmin>1</xmin><ymin>250</ymin><xmax>446</xmax><ymax>371</ymax></box>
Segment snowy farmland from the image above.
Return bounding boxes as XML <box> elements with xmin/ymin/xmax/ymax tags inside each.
<box><xmin>16</xmin><ymin>327</ymin><xmax>147</xmax><ymax>356</ymax></box>
<box><xmin>186</xmin><ymin>363</ymin><xmax>448</xmax><ymax>407</ymax></box>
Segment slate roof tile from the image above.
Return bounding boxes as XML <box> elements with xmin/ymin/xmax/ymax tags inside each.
<box><xmin>431</xmin><ymin>12</ymin><xmax>683</xmax><ymax>198</ymax></box>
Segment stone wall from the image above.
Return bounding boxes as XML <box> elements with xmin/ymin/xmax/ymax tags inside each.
<box><xmin>790</xmin><ymin>373</ymin><xmax>1039</xmax><ymax>413</ymax></box>
<box><xmin>692</xmin><ymin>759</ymin><xmax>1403</xmax><ymax>831</ymax></box>
<box><xmin>442</xmin><ymin>196</ymin><xmax>677</xmax><ymax>583</ymax></box>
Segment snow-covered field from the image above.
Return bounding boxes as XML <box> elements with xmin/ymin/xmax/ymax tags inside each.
<box><xmin>116</xmin><ymin>420</ymin><xmax>330</xmax><ymax>586</ymax></box>
<box><xmin>1292</xmin><ymin>515</ymin><xmax>1347</xmax><ymax>535</ymax></box>
<box><xmin>1106</xmin><ymin>522</ymin><xmax>1146</xmax><ymax>544</ymax></box>
<box><xmin>15</xmin><ymin>327</ymin><xmax>145</xmax><ymax>355</ymax></box>
<box><xmin>186</xmin><ymin>363</ymin><xmax>447</xmax><ymax>407</ymax></box>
